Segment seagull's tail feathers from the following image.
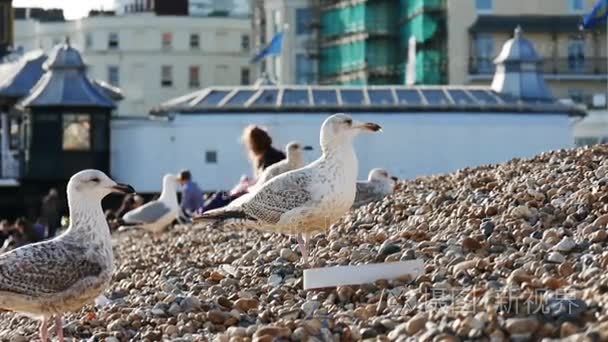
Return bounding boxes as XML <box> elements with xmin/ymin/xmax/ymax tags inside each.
<box><xmin>192</xmin><ymin>207</ymin><xmax>257</xmax><ymax>229</ymax></box>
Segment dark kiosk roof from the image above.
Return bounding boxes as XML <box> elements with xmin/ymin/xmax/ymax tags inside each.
<box><xmin>18</xmin><ymin>41</ymin><xmax>117</xmax><ymax>110</ymax></box>
<box><xmin>0</xmin><ymin>50</ymin><xmax>46</xmax><ymax>100</ymax></box>
<box><xmin>152</xmin><ymin>85</ymin><xmax>585</xmax><ymax>117</ymax></box>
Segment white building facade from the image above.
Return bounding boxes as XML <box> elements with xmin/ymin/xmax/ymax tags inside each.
<box><xmin>13</xmin><ymin>13</ymin><xmax>253</xmax><ymax>116</ymax></box>
<box><xmin>111</xmin><ymin>108</ymin><xmax>578</xmax><ymax>193</ymax></box>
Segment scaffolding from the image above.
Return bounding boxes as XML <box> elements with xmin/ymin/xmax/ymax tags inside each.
<box><xmin>318</xmin><ymin>0</ymin><xmax>446</xmax><ymax>85</ymax></box>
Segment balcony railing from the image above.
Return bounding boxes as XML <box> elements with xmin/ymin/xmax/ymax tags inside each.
<box><xmin>469</xmin><ymin>57</ymin><xmax>608</xmax><ymax>76</ymax></box>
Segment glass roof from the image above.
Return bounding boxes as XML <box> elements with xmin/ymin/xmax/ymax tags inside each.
<box><xmin>421</xmin><ymin>89</ymin><xmax>449</xmax><ymax>105</ymax></box>
<box><xmin>252</xmin><ymin>89</ymin><xmax>279</xmax><ymax>106</ymax></box>
<box><xmin>340</xmin><ymin>89</ymin><xmax>366</xmax><ymax>105</ymax></box>
<box><xmin>448</xmin><ymin>90</ymin><xmax>476</xmax><ymax>105</ymax></box>
<box><xmin>395</xmin><ymin>89</ymin><xmax>422</xmax><ymax>105</ymax></box>
<box><xmin>312</xmin><ymin>89</ymin><xmax>338</xmax><ymax>105</ymax></box>
<box><xmin>224</xmin><ymin>90</ymin><xmax>256</xmax><ymax>106</ymax></box>
<box><xmin>368</xmin><ymin>89</ymin><xmax>394</xmax><ymax>105</ymax></box>
<box><xmin>198</xmin><ymin>90</ymin><xmax>230</xmax><ymax>106</ymax></box>
<box><xmin>154</xmin><ymin>85</ymin><xmax>581</xmax><ymax>117</ymax></box>
<box><xmin>282</xmin><ymin>89</ymin><xmax>309</xmax><ymax>105</ymax></box>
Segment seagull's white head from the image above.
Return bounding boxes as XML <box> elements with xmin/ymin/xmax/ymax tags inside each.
<box><xmin>368</xmin><ymin>168</ymin><xmax>398</xmax><ymax>184</ymax></box>
<box><xmin>163</xmin><ymin>173</ymin><xmax>179</xmax><ymax>188</ymax></box>
<box><xmin>285</xmin><ymin>141</ymin><xmax>313</xmax><ymax>160</ymax></box>
<box><xmin>320</xmin><ymin>113</ymin><xmax>381</xmax><ymax>151</ymax></box>
<box><xmin>67</xmin><ymin>169</ymin><xmax>135</xmax><ymax>201</ymax></box>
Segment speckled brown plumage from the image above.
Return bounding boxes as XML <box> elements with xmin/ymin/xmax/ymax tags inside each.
<box><xmin>0</xmin><ymin>242</ymin><xmax>102</xmax><ymax>297</ymax></box>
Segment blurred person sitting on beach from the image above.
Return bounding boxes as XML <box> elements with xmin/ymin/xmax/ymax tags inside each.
<box><xmin>178</xmin><ymin>170</ymin><xmax>205</xmax><ymax>215</ymax></box>
<box><xmin>41</xmin><ymin>187</ymin><xmax>62</xmax><ymax>238</ymax></box>
<box><xmin>105</xmin><ymin>210</ymin><xmax>120</xmax><ymax>232</ymax></box>
<box><xmin>116</xmin><ymin>194</ymin><xmax>137</xmax><ymax>218</ymax></box>
<box><xmin>241</xmin><ymin>125</ymin><xmax>285</xmax><ymax>179</ymax></box>
<box><xmin>0</xmin><ymin>220</ymin><xmax>10</xmax><ymax>247</ymax></box>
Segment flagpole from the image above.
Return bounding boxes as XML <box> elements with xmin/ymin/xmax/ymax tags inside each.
<box><xmin>276</xmin><ymin>23</ymin><xmax>289</xmax><ymax>85</ymax></box>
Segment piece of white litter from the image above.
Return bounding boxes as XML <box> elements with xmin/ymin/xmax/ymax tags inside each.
<box><xmin>95</xmin><ymin>294</ymin><xmax>111</xmax><ymax>307</ymax></box>
<box><xmin>303</xmin><ymin>259</ymin><xmax>425</xmax><ymax>290</ymax></box>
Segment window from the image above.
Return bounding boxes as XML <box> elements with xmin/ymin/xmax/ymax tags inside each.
<box><xmin>475</xmin><ymin>0</ymin><xmax>493</xmax><ymax>12</ymax></box>
<box><xmin>162</xmin><ymin>32</ymin><xmax>172</xmax><ymax>49</ymax></box>
<box><xmin>569</xmin><ymin>0</ymin><xmax>584</xmax><ymax>12</ymax></box>
<box><xmin>190</xmin><ymin>33</ymin><xmax>200</xmax><ymax>49</ymax></box>
<box><xmin>9</xmin><ymin>117</ymin><xmax>20</xmax><ymax>150</ymax></box>
<box><xmin>108</xmin><ymin>32</ymin><xmax>119</xmax><ymax>49</ymax></box>
<box><xmin>568</xmin><ymin>89</ymin><xmax>584</xmax><ymax>103</ymax></box>
<box><xmin>161</xmin><ymin>65</ymin><xmax>173</xmax><ymax>87</ymax></box>
<box><xmin>205</xmin><ymin>150</ymin><xmax>217</xmax><ymax>164</ymax></box>
<box><xmin>296</xmin><ymin>54</ymin><xmax>314</xmax><ymax>84</ymax></box>
<box><xmin>85</xmin><ymin>33</ymin><xmax>93</xmax><ymax>49</ymax></box>
<box><xmin>240</xmin><ymin>67</ymin><xmax>250</xmax><ymax>85</ymax></box>
<box><xmin>63</xmin><ymin>114</ymin><xmax>91</xmax><ymax>151</ymax></box>
<box><xmin>568</xmin><ymin>38</ymin><xmax>585</xmax><ymax>72</ymax></box>
<box><xmin>474</xmin><ymin>34</ymin><xmax>495</xmax><ymax>73</ymax></box>
<box><xmin>296</xmin><ymin>8</ymin><xmax>312</xmax><ymax>35</ymax></box>
<box><xmin>189</xmin><ymin>66</ymin><xmax>200</xmax><ymax>88</ymax></box>
<box><xmin>107</xmin><ymin>66</ymin><xmax>119</xmax><ymax>86</ymax></box>
<box><xmin>241</xmin><ymin>35</ymin><xmax>250</xmax><ymax>51</ymax></box>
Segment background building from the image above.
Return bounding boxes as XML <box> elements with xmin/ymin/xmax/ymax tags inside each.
<box><xmin>253</xmin><ymin>0</ymin><xmax>606</xmax><ymax>107</ymax></box>
<box><xmin>12</xmin><ymin>8</ymin><xmax>252</xmax><ymax>116</ymax></box>
<box><xmin>0</xmin><ymin>0</ymin><xmax>13</xmax><ymax>59</ymax></box>
<box><xmin>449</xmin><ymin>0</ymin><xmax>607</xmax><ymax>105</ymax></box>
<box><xmin>252</xmin><ymin>0</ymin><xmax>320</xmax><ymax>85</ymax></box>
<box><xmin>111</xmin><ymin>30</ymin><xmax>584</xmax><ymax>192</ymax></box>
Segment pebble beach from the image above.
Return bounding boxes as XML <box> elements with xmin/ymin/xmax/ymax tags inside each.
<box><xmin>2</xmin><ymin>145</ymin><xmax>608</xmax><ymax>341</ymax></box>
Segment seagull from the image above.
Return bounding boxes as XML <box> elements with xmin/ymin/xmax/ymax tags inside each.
<box><xmin>120</xmin><ymin>174</ymin><xmax>179</xmax><ymax>234</ymax></box>
<box><xmin>194</xmin><ymin>113</ymin><xmax>381</xmax><ymax>259</ymax></box>
<box><xmin>353</xmin><ymin>168</ymin><xmax>398</xmax><ymax>208</ymax></box>
<box><xmin>249</xmin><ymin>141</ymin><xmax>313</xmax><ymax>191</ymax></box>
<box><xmin>0</xmin><ymin>169</ymin><xmax>134</xmax><ymax>342</ymax></box>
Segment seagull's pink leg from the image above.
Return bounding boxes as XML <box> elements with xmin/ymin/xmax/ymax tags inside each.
<box><xmin>39</xmin><ymin>317</ymin><xmax>49</xmax><ymax>342</ymax></box>
<box><xmin>297</xmin><ymin>234</ymin><xmax>308</xmax><ymax>260</ymax></box>
<box><xmin>55</xmin><ymin>316</ymin><xmax>64</xmax><ymax>342</ymax></box>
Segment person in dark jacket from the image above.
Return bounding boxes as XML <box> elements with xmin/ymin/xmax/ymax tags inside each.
<box><xmin>241</xmin><ymin>125</ymin><xmax>285</xmax><ymax>178</ymax></box>
<box><xmin>41</xmin><ymin>188</ymin><xmax>62</xmax><ymax>238</ymax></box>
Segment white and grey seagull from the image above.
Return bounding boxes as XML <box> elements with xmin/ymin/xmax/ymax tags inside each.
<box><xmin>249</xmin><ymin>141</ymin><xmax>313</xmax><ymax>191</ymax></box>
<box><xmin>0</xmin><ymin>169</ymin><xmax>134</xmax><ymax>342</ymax></box>
<box><xmin>352</xmin><ymin>168</ymin><xmax>398</xmax><ymax>208</ymax></box>
<box><xmin>120</xmin><ymin>173</ymin><xmax>179</xmax><ymax>234</ymax></box>
<box><xmin>194</xmin><ymin>113</ymin><xmax>381</xmax><ymax>259</ymax></box>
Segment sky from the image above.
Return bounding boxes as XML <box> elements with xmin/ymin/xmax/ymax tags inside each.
<box><xmin>13</xmin><ymin>0</ymin><xmax>116</xmax><ymax>20</ymax></box>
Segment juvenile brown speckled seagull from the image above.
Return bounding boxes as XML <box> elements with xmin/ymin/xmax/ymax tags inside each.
<box><xmin>194</xmin><ymin>113</ymin><xmax>381</xmax><ymax>260</ymax></box>
<box><xmin>0</xmin><ymin>169</ymin><xmax>134</xmax><ymax>342</ymax></box>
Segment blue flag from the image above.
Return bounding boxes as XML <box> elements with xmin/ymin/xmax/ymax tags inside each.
<box><xmin>251</xmin><ymin>32</ymin><xmax>284</xmax><ymax>64</ymax></box>
<box><xmin>583</xmin><ymin>0</ymin><xmax>608</xmax><ymax>29</ymax></box>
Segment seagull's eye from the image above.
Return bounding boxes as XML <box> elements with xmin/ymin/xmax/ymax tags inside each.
<box><xmin>344</xmin><ymin>119</ymin><xmax>352</xmax><ymax>125</ymax></box>
<box><xmin>90</xmin><ymin>177</ymin><xmax>100</xmax><ymax>183</ymax></box>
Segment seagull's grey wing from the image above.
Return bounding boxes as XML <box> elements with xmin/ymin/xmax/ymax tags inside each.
<box><xmin>0</xmin><ymin>241</ymin><xmax>103</xmax><ymax>296</ymax></box>
<box><xmin>264</xmin><ymin>162</ymin><xmax>288</xmax><ymax>180</ymax></box>
<box><xmin>353</xmin><ymin>182</ymin><xmax>384</xmax><ymax>207</ymax></box>
<box><xmin>256</xmin><ymin>161</ymin><xmax>287</xmax><ymax>186</ymax></box>
<box><xmin>123</xmin><ymin>201</ymin><xmax>172</xmax><ymax>224</ymax></box>
<box><xmin>242</xmin><ymin>171</ymin><xmax>313</xmax><ymax>224</ymax></box>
